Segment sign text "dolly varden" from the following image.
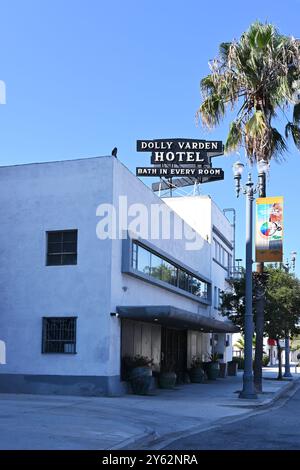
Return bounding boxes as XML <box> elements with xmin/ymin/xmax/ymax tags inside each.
<box><xmin>137</xmin><ymin>138</ymin><xmax>223</xmax><ymax>164</ymax></box>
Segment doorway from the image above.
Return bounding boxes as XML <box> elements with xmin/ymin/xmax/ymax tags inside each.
<box><xmin>161</xmin><ymin>327</ymin><xmax>187</xmax><ymax>382</ymax></box>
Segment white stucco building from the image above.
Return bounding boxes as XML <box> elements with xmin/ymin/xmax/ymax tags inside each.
<box><xmin>0</xmin><ymin>155</ymin><xmax>237</xmax><ymax>396</ymax></box>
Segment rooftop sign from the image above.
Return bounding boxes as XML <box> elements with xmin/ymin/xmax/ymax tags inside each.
<box><xmin>137</xmin><ymin>138</ymin><xmax>223</xmax><ymax>164</ymax></box>
<box><xmin>136</xmin><ymin>138</ymin><xmax>224</xmax><ymax>189</ymax></box>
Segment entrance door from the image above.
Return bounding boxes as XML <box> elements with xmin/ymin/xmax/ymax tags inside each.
<box><xmin>161</xmin><ymin>327</ymin><xmax>187</xmax><ymax>383</ymax></box>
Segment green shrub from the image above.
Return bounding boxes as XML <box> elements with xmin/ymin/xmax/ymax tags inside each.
<box><xmin>262</xmin><ymin>355</ymin><xmax>270</xmax><ymax>367</ymax></box>
<box><xmin>122</xmin><ymin>355</ymin><xmax>153</xmax><ymax>380</ymax></box>
<box><xmin>232</xmin><ymin>355</ymin><xmax>269</xmax><ymax>369</ymax></box>
<box><xmin>232</xmin><ymin>356</ymin><xmax>244</xmax><ymax>369</ymax></box>
<box><xmin>190</xmin><ymin>356</ymin><xmax>203</xmax><ymax>369</ymax></box>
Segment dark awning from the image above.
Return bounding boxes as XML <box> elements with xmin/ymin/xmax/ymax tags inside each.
<box><xmin>115</xmin><ymin>305</ymin><xmax>239</xmax><ymax>333</ymax></box>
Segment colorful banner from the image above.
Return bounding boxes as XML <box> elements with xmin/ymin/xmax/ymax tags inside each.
<box><xmin>255</xmin><ymin>196</ymin><xmax>283</xmax><ymax>263</ymax></box>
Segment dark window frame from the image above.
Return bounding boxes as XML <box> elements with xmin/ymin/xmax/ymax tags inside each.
<box><xmin>132</xmin><ymin>241</ymin><xmax>209</xmax><ymax>301</ymax></box>
<box><xmin>46</xmin><ymin>230</ymin><xmax>78</xmax><ymax>266</ymax></box>
<box><xmin>42</xmin><ymin>317</ymin><xmax>77</xmax><ymax>354</ymax></box>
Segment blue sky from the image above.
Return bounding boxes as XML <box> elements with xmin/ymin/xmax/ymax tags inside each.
<box><xmin>0</xmin><ymin>0</ymin><xmax>300</xmax><ymax>273</ymax></box>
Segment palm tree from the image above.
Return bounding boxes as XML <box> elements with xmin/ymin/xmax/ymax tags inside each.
<box><xmin>234</xmin><ymin>337</ymin><xmax>245</xmax><ymax>352</ymax></box>
<box><xmin>234</xmin><ymin>335</ymin><xmax>256</xmax><ymax>352</ymax></box>
<box><xmin>197</xmin><ymin>22</ymin><xmax>300</xmax><ymax>160</ymax></box>
<box><xmin>197</xmin><ymin>22</ymin><xmax>300</xmax><ymax>392</ymax></box>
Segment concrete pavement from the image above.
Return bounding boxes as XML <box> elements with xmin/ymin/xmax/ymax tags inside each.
<box><xmin>0</xmin><ymin>368</ymin><xmax>298</xmax><ymax>450</ymax></box>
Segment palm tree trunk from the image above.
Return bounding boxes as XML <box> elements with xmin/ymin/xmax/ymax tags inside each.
<box><xmin>276</xmin><ymin>338</ymin><xmax>283</xmax><ymax>380</ymax></box>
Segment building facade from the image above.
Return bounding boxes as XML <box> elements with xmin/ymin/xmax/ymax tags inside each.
<box><xmin>0</xmin><ymin>156</ymin><xmax>237</xmax><ymax>396</ymax></box>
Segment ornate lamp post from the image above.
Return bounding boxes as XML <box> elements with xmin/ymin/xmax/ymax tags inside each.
<box><xmin>257</xmin><ymin>159</ymin><xmax>269</xmax><ymax>198</ymax></box>
<box><xmin>233</xmin><ymin>162</ymin><xmax>258</xmax><ymax>399</ymax></box>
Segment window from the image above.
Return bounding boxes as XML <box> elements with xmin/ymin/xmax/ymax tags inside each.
<box><xmin>218</xmin><ymin>288</ymin><xmax>223</xmax><ymax>309</ymax></box>
<box><xmin>132</xmin><ymin>241</ymin><xmax>209</xmax><ymax>300</ymax></box>
<box><xmin>161</xmin><ymin>259</ymin><xmax>177</xmax><ymax>286</ymax></box>
<box><xmin>214</xmin><ymin>287</ymin><xmax>223</xmax><ymax>310</ymax></box>
<box><xmin>137</xmin><ymin>245</ymin><xmax>151</xmax><ymax>275</ymax></box>
<box><xmin>150</xmin><ymin>253</ymin><xmax>162</xmax><ymax>279</ymax></box>
<box><xmin>47</xmin><ymin>230</ymin><xmax>77</xmax><ymax>266</ymax></box>
<box><xmin>190</xmin><ymin>277</ymin><xmax>204</xmax><ymax>297</ymax></box>
<box><xmin>223</xmin><ymin>250</ymin><xmax>228</xmax><ymax>268</ymax></box>
<box><xmin>218</xmin><ymin>243</ymin><xmax>222</xmax><ymax>263</ymax></box>
<box><xmin>42</xmin><ymin>317</ymin><xmax>77</xmax><ymax>353</ymax></box>
<box><xmin>178</xmin><ymin>269</ymin><xmax>189</xmax><ymax>291</ymax></box>
<box><xmin>213</xmin><ymin>238</ymin><xmax>232</xmax><ymax>274</ymax></box>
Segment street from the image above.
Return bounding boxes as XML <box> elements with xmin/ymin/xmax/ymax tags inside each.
<box><xmin>165</xmin><ymin>385</ymin><xmax>300</xmax><ymax>450</ymax></box>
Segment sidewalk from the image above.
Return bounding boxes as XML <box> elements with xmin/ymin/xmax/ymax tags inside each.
<box><xmin>0</xmin><ymin>368</ymin><xmax>298</xmax><ymax>450</ymax></box>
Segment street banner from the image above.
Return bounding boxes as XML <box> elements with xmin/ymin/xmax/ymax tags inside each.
<box><xmin>255</xmin><ymin>196</ymin><xmax>283</xmax><ymax>262</ymax></box>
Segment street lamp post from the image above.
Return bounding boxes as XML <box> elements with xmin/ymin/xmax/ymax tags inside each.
<box><xmin>284</xmin><ymin>335</ymin><xmax>292</xmax><ymax>378</ymax></box>
<box><xmin>283</xmin><ymin>251</ymin><xmax>297</xmax><ymax>378</ymax></box>
<box><xmin>233</xmin><ymin>163</ymin><xmax>257</xmax><ymax>399</ymax></box>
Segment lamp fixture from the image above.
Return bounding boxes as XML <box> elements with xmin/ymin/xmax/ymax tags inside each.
<box><xmin>232</xmin><ymin>161</ymin><xmax>245</xmax><ymax>197</ymax></box>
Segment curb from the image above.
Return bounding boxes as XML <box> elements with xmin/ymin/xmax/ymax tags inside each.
<box><xmin>256</xmin><ymin>376</ymin><xmax>299</xmax><ymax>410</ymax></box>
<box><xmin>109</xmin><ymin>429</ymin><xmax>158</xmax><ymax>451</ymax></box>
<box><xmin>117</xmin><ymin>377</ymin><xmax>300</xmax><ymax>450</ymax></box>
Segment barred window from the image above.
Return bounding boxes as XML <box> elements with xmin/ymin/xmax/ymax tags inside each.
<box><xmin>47</xmin><ymin>230</ymin><xmax>77</xmax><ymax>266</ymax></box>
<box><xmin>42</xmin><ymin>317</ymin><xmax>77</xmax><ymax>354</ymax></box>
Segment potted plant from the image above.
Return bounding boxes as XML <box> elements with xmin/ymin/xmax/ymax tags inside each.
<box><xmin>230</xmin><ymin>356</ymin><xmax>244</xmax><ymax>370</ymax></box>
<box><xmin>262</xmin><ymin>354</ymin><xmax>270</xmax><ymax>367</ymax></box>
<box><xmin>189</xmin><ymin>356</ymin><xmax>206</xmax><ymax>383</ymax></box>
<box><xmin>217</xmin><ymin>354</ymin><xmax>227</xmax><ymax>378</ymax></box>
<box><xmin>122</xmin><ymin>355</ymin><xmax>153</xmax><ymax>395</ymax></box>
<box><xmin>158</xmin><ymin>361</ymin><xmax>177</xmax><ymax>389</ymax></box>
<box><xmin>227</xmin><ymin>359</ymin><xmax>238</xmax><ymax>376</ymax></box>
<box><xmin>206</xmin><ymin>352</ymin><xmax>220</xmax><ymax>380</ymax></box>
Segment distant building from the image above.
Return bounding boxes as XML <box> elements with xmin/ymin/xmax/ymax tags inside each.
<box><xmin>0</xmin><ymin>156</ymin><xmax>237</xmax><ymax>396</ymax></box>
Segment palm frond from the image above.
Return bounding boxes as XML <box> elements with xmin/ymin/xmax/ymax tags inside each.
<box><xmin>293</xmin><ymin>103</ymin><xmax>300</xmax><ymax>125</ymax></box>
<box><xmin>285</xmin><ymin>122</ymin><xmax>292</xmax><ymax>139</ymax></box>
<box><xmin>200</xmin><ymin>75</ymin><xmax>216</xmax><ymax>96</ymax></box>
<box><xmin>197</xmin><ymin>94</ymin><xmax>225</xmax><ymax>128</ymax></box>
<box><xmin>270</xmin><ymin>127</ymin><xmax>288</xmax><ymax>161</ymax></box>
<box><xmin>285</xmin><ymin>122</ymin><xmax>300</xmax><ymax>150</ymax></box>
<box><xmin>219</xmin><ymin>42</ymin><xmax>232</xmax><ymax>62</ymax></box>
<box><xmin>225</xmin><ymin>121</ymin><xmax>243</xmax><ymax>154</ymax></box>
<box><xmin>245</xmin><ymin>110</ymin><xmax>267</xmax><ymax>137</ymax></box>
